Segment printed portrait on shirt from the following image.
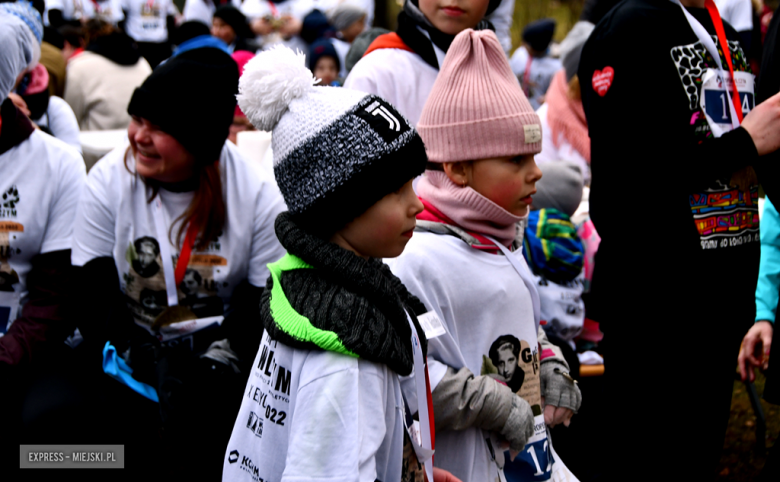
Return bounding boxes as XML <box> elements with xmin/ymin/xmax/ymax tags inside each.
<box><xmin>486</xmin><ymin>335</ymin><xmax>525</xmax><ymax>393</ymax></box>
<box><xmin>482</xmin><ymin>334</ymin><xmax>542</xmax><ymax>416</ymax></box>
<box><xmin>123</xmin><ymin>235</ymin><xmax>227</xmax><ymax>329</ymax></box>
<box><xmin>131</xmin><ymin>236</ymin><xmax>161</xmax><ymax>278</ymax></box>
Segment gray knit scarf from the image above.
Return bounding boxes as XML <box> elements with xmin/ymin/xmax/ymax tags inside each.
<box><xmin>260</xmin><ymin>212</ymin><xmax>428</xmax><ymax>376</ymax></box>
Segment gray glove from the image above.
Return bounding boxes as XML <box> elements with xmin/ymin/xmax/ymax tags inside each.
<box><xmin>540</xmin><ymin>360</ymin><xmax>582</xmax><ymax>412</ymax></box>
<box><xmin>499</xmin><ymin>395</ymin><xmax>535</xmax><ymax>451</ymax></box>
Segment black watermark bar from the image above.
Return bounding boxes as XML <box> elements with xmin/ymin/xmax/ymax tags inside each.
<box><xmin>20</xmin><ymin>445</ymin><xmax>124</xmax><ymax>469</ymax></box>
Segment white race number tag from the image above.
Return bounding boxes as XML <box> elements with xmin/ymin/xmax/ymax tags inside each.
<box><xmin>417</xmin><ymin>311</ymin><xmax>446</xmax><ymax>339</ymax></box>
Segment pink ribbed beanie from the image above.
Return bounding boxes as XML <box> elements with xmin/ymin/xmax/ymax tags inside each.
<box><xmin>418</xmin><ymin>29</ymin><xmax>542</xmax><ymax>162</ymax></box>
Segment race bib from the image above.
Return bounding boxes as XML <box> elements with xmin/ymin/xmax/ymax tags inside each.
<box><xmin>700</xmin><ymin>69</ymin><xmax>755</xmax><ymax>136</ymax></box>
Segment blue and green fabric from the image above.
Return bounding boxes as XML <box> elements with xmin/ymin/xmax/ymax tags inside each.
<box><xmin>523</xmin><ymin>208</ymin><xmax>584</xmax><ymax>284</ymax></box>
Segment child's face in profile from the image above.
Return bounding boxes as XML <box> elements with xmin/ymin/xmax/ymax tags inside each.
<box><xmin>314</xmin><ymin>56</ymin><xmax>339</xmax><ymax>86</ymax></box>
<box><xmin>330</xmin><ymin>178</ymin><xmax>423</xmax><ymax>259</ymax></box>
<box><xmin>418</xmin><ymin>0</ymin><xmax>491</xmax><ymax>36</ymax></box>
<box><xmin>445</xmin><ymin>155</ymin><xmax>542</xmax><ymax>216</ymax></box>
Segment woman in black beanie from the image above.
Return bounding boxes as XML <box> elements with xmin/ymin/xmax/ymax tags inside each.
<box><xmin>68</xmin><ymin>46</ymin><xmax>286</xmax><ymax>479</ymax></box>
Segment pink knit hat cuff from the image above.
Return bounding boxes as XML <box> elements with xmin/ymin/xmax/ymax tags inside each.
<box><xmin>419</xmin><ymin>111</ymin><xmax>542</xmax><ymax>162</ymax></box>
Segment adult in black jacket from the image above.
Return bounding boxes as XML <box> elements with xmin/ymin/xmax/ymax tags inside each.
<box><xmin>580</xmin><ymin>0</ymin><xmax>780</xmax><ymax>478</ymax></box>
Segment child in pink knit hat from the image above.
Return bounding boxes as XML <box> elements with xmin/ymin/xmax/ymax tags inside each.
<box><xmin>388</xmin><ymin>28</ymin><xmax>581</xmax><ymax>482</ymax></box>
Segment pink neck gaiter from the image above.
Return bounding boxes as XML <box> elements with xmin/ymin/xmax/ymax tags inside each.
<box><xmin>417</xmin><ymin>171</ymin><xmax>526</xmax><ymax>248</ymax></box>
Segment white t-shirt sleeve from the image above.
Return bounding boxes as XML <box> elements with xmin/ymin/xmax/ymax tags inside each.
<box><xmin>283</xmin><ymin>363</ymin><xmax>389</xmax><ymax>482</ymax></box>
<box><xmin>46</xmin><ymin>97</ymin><xmax>82</xmax><ymax>153</ymax></box>
<box><xmin>39</xmin><ymin>145</ymin><xmax>87</xmax><ymax>254</ymax></box>
<box><xmin>717</xmin><ymin>0</ymin><xmax>753</xmax><ymax>32</ymax></box>
<box><xmin>70</xmin><ymin>157</ymin><xmax>118</xmax><ymax>266</ymax></box>
<box><xmin>248</xmin><ymin>181</ymin><xmax>286</xmax><ymax>288</ymax></box>
<box><xmin>485</xmin><ymin>0</ymin><xmax>514</xmax><ymax>54</ymax></box>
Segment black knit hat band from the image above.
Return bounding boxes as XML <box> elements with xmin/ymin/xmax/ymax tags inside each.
<box><xmin>127</xmin><ymin>47</ymin><xmax>238</xmax><ymax>165</ymax></box>
<box><xmin>272</xmin><ymin>94</ymin><xmax>427</xmax><ymax>233</ymax></box>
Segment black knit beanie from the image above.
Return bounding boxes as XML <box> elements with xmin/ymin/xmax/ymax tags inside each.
<box><xmin>213</xmin><ymin>5</ymin><xmax>253</xmax><ymax>40</ymax></box>
<box><xmin>308</xmin><ymin>38</ymin><xmax>340</xmax><ymax>72</ymax></box>
<box><xmin>127</xmin><ymin>48</ymin><xmax>238</xmax><ymax>165</ymax></box>
<box><xmin>522</xmin><ymin>18</ymin><xmax>556</xmax><ymax>53</ymax></box>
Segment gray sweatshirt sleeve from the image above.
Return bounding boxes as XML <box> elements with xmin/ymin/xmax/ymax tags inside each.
<box><xmin>431</xmin><ymin>365</ymin><xmax>515</xmax><ymax>433</ymax></box>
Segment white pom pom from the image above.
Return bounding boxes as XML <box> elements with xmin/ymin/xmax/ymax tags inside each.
<box><xmin>237</xmin><ymin>45</ymin><xmax>317</xmax><ymax>132</ymax></box>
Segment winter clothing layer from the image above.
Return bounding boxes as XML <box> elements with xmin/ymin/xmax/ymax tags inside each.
<box><xmin>579</xmin><ymin>0</ymin><xmax>779</xmax><ymax>476</ymax></box>
<box><xmin>128</xmin><ymin>47</ymin><xmax>238</xmax><ymax>164</ymax></box>
<box><xmin>523</xmin><ymin>208</ymin><xmax>584</xmax><ymax>284</ymax></box>
<box><xmin>308</xmin><ymin>37</ymin><xmax>340</xmax><ymax>72</ymax></box>
<box><xmin>531</xmin><ymin>161</ymin><xmax>584</xmax><ymax>217</ymax></box>
<box><xmin>756</xmin><ymin>196</ymin><xmax>780</xmax><ymax>324</ymax></box>
<box><xmin>418</xmin><ymin>29</ymin><xmax>542</xmax><ymax>162</ymax></box>
<box><xmin>522</xmin><ymin>18</ymin><xmax>555</xmax><ymax>53</ymax></box>
<box><xmin>535</xmin><ymin>103</ymin><xmax>590</xmax><ymax>185</ymax></box>
<box><xmin>417</xmin><ymin>171</ymin><xmax>524</xmax><ymax>249</ymax></box>
<box><xmin>544</xmin><ymin>70</ymin><xmax>591</xmax><ymax>165</ymax></box>
<box><xmin>65</xmin><ymin>38</ymin><xmax>152</xmax><ymax>131</ymax></box>
<box><xmin>262</xmin><ymin>212</ymin><xmax>428</xmax><ymax>376</ymax></box>
<box><xmin>0</xmin><ymin>12</ymin><xmax>36</xmax><ymax>104</ymax></box>
<box><xmin>238</xmin><ymin>48</ymin><xmax>427</xmax><ymax>233</ymax></box>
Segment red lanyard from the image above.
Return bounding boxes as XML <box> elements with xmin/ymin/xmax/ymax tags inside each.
<box><xmin>174</xmin><ymin>222</ymin><xmax>199</xmax><ymax>286</ymax></box>
<box><xmin>704</xmin><ymin>0</ymin><xmax>744</xmax><ymax>123</ymax></box>
<box><xmin>522</xmin><ymin>54</ymin><xmax>533</xmax><ymax>97</ymax></box>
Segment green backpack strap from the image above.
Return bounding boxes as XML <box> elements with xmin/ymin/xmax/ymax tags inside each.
<box><xmin>266</xmin><ymin>253</ymin><xmax>357</xmax><ymax>358</ymax></box>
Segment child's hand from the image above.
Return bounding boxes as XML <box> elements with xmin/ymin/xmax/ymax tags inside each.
<box><xmin>499</xmin><ymin>395</ymin><xmax>534</xmax><ymax>452</ymax></box>
<box><xmin>738</xmin><ymin>321</ymin><xmax>773</xmax><ymax>382</ymax></box>
<box><xmin>540</xmin><ymin>361</ymin><xmax>581</xmax><ymax>427</ymax></box>
<box><xmin>542</xmin><ymin>396</ymin><xmax>574</xmax><ymax>428</ymax></box>
<box><xmin>430</xmin><ymin>467</ymin><xmax>463</xmax><ymax>482</ymax></box>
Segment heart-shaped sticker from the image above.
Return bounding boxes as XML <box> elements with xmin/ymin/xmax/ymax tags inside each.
<box><xmin>592</xmin><ymin>67</ymin><xmax>614</xmax><ymax>97</ymax></box>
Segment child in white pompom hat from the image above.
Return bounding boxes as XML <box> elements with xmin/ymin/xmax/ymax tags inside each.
<box><xmin>222</xmin><ymin>44</ymin><xmax>459</xmax><ymax>482</ymax></box>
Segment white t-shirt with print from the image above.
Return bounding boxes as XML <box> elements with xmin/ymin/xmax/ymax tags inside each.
<box><xmin>0</xmin><ymin>131</ymin><xmax>86</xmax><ymax>335</ymax></box>
<box><xmin>45</xmin><ymin>0</ymin><xmax>124</xmax><ymax>24</ymax></box>
<box><xmin>388</xmin><ymin>232</ymin><xmax>554</xmax><ymax>482</ymax></box>
<box><xmin>122</xmin><ymin>0</ymin><xmax>179</xmax><ymax>43</ymax></box>
<box><xmin>70</xmin><ymin>139</ymin><xmax>286</xmax><ymax>332</ymax></box>
<box><xmin>223</xmin><ymin>331</ymin><xmax>405</xmax><ymax>482</ymax></box>
<box><xmin>182</xmin><ymin>0</ymin><xmax>241</xmax><ymax>26</ymax></box>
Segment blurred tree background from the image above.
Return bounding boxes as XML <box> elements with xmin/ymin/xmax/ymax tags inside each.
<box><xmin>376</xmin><ymin>0</ymin><xmax>585</xmax><ymax>53</ymax></box>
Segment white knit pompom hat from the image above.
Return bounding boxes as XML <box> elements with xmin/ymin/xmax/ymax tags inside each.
<box><xmin>238</xmin><ymin>45</ymin><xmax>427</xmax><ymax>232</ymax></box>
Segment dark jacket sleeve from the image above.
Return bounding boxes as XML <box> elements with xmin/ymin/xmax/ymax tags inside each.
<box><xmin>73</xmin><ymin>256</ymin><xmax>140</xmax><ymax>351</ymax></box>
<box><xmin>0</xmin><ymin>250</ymin><xmax>75</xmax><ymax>367</ymax></box>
